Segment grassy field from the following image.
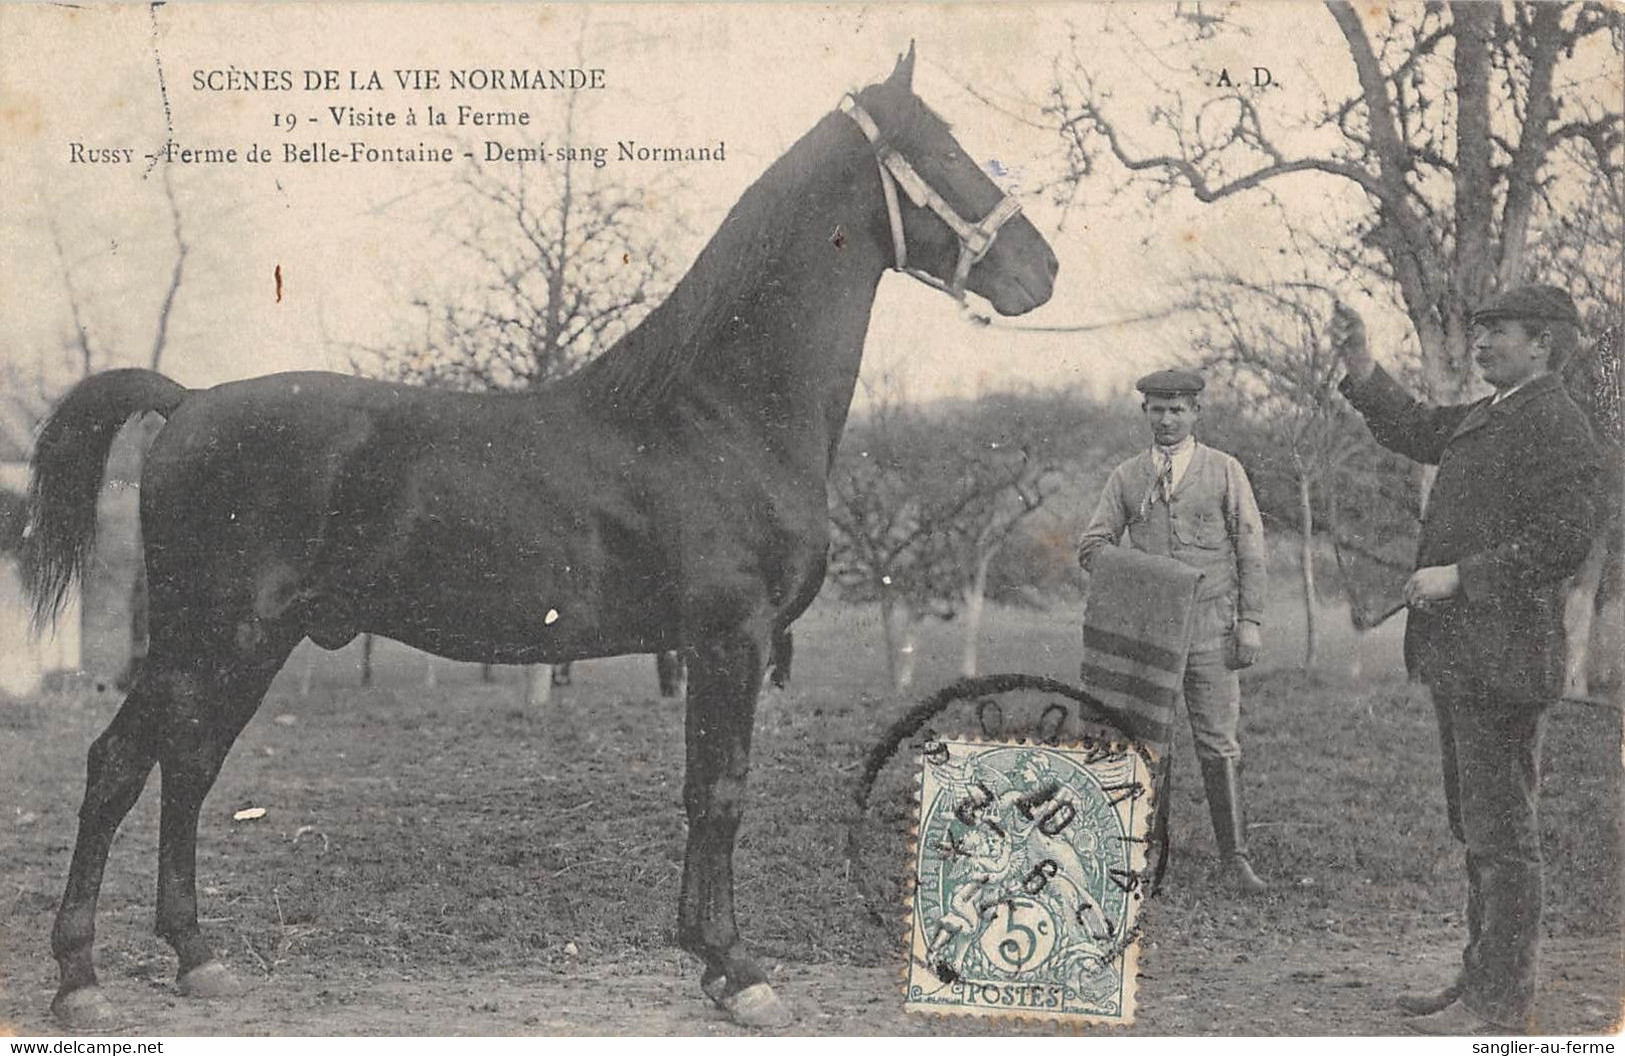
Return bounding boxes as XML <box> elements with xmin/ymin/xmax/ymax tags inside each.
<box><xmin>1</xmin><ymin>595</ymin><xmax>1619</xmax><ymax>1035</ymax></box>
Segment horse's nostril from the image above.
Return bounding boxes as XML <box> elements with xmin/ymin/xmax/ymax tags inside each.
<box><xmin>1046</xmin><ymin>249</ymin><xmax>1060</xmax><ymax>279</ymax></box>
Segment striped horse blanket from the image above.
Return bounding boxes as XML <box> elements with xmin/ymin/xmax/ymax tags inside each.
<box><xmin>1078</xmin><ymin>546</ymin><xmax>1205</xmax><ymax>755</ymax></box>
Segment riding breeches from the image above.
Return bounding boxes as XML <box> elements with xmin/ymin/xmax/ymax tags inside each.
<box><xmin>1182</xmin><ymin>644</ymin><xmax>1241</xmax><ymax>763</ymax></box>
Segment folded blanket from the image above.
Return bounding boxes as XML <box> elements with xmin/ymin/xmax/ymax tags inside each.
<box><xmin>1079</xmin><ymin>546</ymin><xmax>1205</xmax><ymax>752</ymax></box>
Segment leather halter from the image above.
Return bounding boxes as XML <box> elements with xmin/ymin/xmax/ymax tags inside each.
<box><xmin>840</xmin><ymin>95</ymin><xmax>1024</xmax><ymax>303</ymax></box>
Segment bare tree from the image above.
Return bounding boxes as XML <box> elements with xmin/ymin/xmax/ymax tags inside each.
<box><xmin>1191</xmin><ymin>278</ymin><xmax>1378</xmax><ymax>669</ymax></box>
<box><xmin>360</xmin><ymin>94</ymin><xmax>677</xmax><ymax>392</ymax></box>
<box><xmin>1049</xmin><ymin>2</ymin><xmax>1621</xmax><ymax>401</ymax></box>
<box><xmin>148</xmin><ymin>165</ymin><xmax>189</xmax><ymax>372</ymax></box>
<box><xmin>2</xmin><ymin>211</ymin><xmax>112</xmax><ymax>448</ymax></box>
<box><xmin>19</xmin><ymin>174</ymin><xmax>190</xmax><ymax>687</ymax></box>
<box><xmin>1049</xmin><ymin>1</ymin><xmax>1622</xmax><ymax>685</ymax></box>
<box><xmin>930</xmin><ymin>394</ymin><xmax>1073</xmax><ymax>676</ymax></box>
<box><xmin>1531</xmin><ymin>137</ymin><xmax>1625</xmax><ymax>338</ymax></box>
<box><xmin>828</xmin><ymin>387</ymin><xmax>1087</xmax><ymax>689</ymax></box>
<box><xmin>827</xmin><ymin>393</ymin><xmax>955</xmax><ymax>693</ymax></box>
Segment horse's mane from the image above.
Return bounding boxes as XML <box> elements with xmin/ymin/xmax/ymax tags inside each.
<box><xmin>570</xmin><ymin>108</ymin><xmax>853</xmax><ymax>416</ymax></box>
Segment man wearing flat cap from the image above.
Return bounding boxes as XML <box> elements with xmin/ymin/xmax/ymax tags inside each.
<box><xmin>1332</xmin><ymin>284</ymin><xmax>1603</xmax><ymax>1034</ymax></box>
<box><xmin>1077</xmin><ymin>368</ymin><xmax>1270</xmax><ymax>894</ymax></box>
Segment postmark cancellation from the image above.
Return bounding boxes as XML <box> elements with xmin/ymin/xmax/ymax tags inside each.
<box><xmin>905</xmin><ymin>737</ymin><xmax>1151</xmax><ymax>1026</ymax></box>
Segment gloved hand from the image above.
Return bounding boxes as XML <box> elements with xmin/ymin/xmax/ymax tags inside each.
<box><xmin>1330</xmin><ymin>303</ymin><xmax>1376</xmax><ymax>383</ymax></box>
<box><xmin>1232</xmin><ymin>620</ymin><xmax>1262</xmax><ymax>668</ymax></box>
<box><xmin>1405</xmin><ymin>564</ymin><xmax>1461</xmax><ymax>607</ymax></box>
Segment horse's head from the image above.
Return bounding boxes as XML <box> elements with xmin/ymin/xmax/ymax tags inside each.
<box><xmin>849</xmin><ymin>44</ymin><xmax>1057</xmax><ymax>316</ymax></box>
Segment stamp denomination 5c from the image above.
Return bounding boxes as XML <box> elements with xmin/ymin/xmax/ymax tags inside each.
<box><xmin>906</xmin><ymin>738</ymin><xmax>1151</xmax><ymax>1026</ymax></box>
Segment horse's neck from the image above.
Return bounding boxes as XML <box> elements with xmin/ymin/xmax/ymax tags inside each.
<box><xmin>570</xmin><ymin>110</ymin><xmax>897</xmax><ymax>461</ymax></box>
<box><xmin>683</xmin><ymin>167</ymin><xmax>891</xmax><ymax>460</ymax></box>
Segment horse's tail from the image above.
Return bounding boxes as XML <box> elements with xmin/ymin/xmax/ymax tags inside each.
<box><xmin>22</xmin><ymin>368</ymin><xmax>189</xmax><ymax>634</ymax></box>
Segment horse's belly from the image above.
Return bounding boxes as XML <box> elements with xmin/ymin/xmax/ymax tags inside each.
<box><xmin>352</xmin><ymin>555</ymin><xmax>679</xmax><ymax>665</ymax></box>
<box><xmin>389</xmin><ymin>624</ymin><xmax>667</xmax><ymax>666</ymax></box>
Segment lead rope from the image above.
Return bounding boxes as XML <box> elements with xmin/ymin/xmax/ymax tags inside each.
<box><xmin>962</xmin><ymin>302</ymin><xmax>1189</xmax><ymax>333</ymax></box>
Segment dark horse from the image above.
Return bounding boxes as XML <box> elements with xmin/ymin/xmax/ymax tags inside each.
<box><xmin>24</xmin><ymin>48</ymin><xmax>1055</xmax><ymax>1029</ymax></box>
<box><xmin>648</xmin><ymin>627</ymin><xmax>791</xmax><ymax>697</ymax></box>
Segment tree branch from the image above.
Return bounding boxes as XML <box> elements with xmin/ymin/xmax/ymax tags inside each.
<box><xmin>1083</xmin><ymin>95</ymin><xmax>1383</xmax><ymax>200</ymax></box>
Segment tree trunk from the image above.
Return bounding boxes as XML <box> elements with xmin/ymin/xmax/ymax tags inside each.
<box><xmin>524</xmin><ymin>665</ymin><xmax>553</xmax><ymax>706</ymax></box>
<box><xmin>126</xmin><ymin>560</ymin><xmax>149</xmax><ymax>688</ymax></box>
<box><xmin>656</xmin><ymin>651</ymin><xmax>687</xmax><ymax>698</ymax></box>
<box><xmin>1297</xmin><ymin>472</ymin><xmax>1319</xmax><ymax>671</ymax></box>
<box><xmin>1584</xmin><ymin>536</ymin><xmax>1625</xmax><ymax>698</ymax></box>
<box><xmin>960</xmin><ymin>553</ymin><xmax>992</xmax><ymax>678</ymax></box>
<box><xmin>880</xmin><ymin>593</ymin><xmax>919</xmax><ymax>693</ymax></box>
<box><xmin>1494</xmin><ymin>4</ymin><xmax>1566</xmax><ymax>290</ymax></box>
<box><xmin>1563</xmin><ymin>536</ymin><xmax>1608</xmax><ymax>699</ymax></box>
<box><xmin>1448</xmin><ymin>0</ymin><xmax>1496</xmax><ymax>396</ymax></box>
<box><xmin>359</xmin><ymin>633</ymin><xmax>374</xmax><ymax>688</ymax></box>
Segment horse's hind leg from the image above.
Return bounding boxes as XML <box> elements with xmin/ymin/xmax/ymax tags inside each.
<box><xmin>153</xmin><ymin>637</ymin><xmax>295</xmax><ymax>999</ymax></box>
<box><xmin>50</xmin><ymin>689</ymin><xmax>163</xmax><ymax>1027</ymax></box>
<box><xmin>677</xmin><ymin>630</ymin><xmax>791</xmax><ymax>1029</ymax></box>
<box><xmin>50</xmin><ymin>628</ymin><xmax>293</xmax><ymax>1028</ymax></box>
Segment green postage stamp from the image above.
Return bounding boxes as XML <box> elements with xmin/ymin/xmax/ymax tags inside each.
<box><xmin>906</xmin><ymin>737</ymin><xmax>1151</xmax><ymax>1026</ymax></box>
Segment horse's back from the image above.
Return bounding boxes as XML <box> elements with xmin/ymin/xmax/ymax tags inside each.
<box><xmin>142</xmin><ymin>372</ymin><xmax>392</xmax><ymax>530</ymax></box>
<box><xmin>144</xmin><ymin>371</ymin><xmax>539</xmax><ymax>496</ymax></box>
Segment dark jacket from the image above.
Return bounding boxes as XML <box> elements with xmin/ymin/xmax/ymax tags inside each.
<box><xmin>1340</xmin><ymin>367</ymin><xmax>1602</xmax><ymax>700</ymax></box>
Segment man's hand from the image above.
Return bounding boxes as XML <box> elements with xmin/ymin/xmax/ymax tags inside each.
<box><xmin>1233</xmin><ymin>620</ymin><xmax>1262</xmax><ymax>668</ymax></box>
<box><xmin>1405</xmin><ymin>564</ymin><xmax>1461</xmax><ymax>607</ymax></box>
<box><xmin>1330</xmin><ymin>303</ymin><xmax>1377</xmax><ymax>383</ymax></box>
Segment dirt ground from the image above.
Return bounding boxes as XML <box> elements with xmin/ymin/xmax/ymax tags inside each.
<box><xmin>2</xmin><ymin>931</ymin><xmax>1619</xmax><ymax>1036</ymax></box>
<box><xmin>3</xmin><ymin>606</ymin><xmax>1621</xmax><ymax>1037</ymax></box>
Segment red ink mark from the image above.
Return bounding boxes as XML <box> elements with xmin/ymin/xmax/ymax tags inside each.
<box><xmin>275</xmin><ymin>264</ymin><xmax>283</xmax><ymax>303</ymax></box>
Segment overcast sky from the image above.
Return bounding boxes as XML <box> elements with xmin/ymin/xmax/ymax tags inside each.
<box><xmin>5</xmin><ymin>2</ymin><xmax>1602</xmax><ymax>412</ymax></box>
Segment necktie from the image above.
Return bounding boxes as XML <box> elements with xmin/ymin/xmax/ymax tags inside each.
<box><xmin>1139</xmin><ymin>453</ymin><xmax>1174</xmax><ymax>521</ymax></box>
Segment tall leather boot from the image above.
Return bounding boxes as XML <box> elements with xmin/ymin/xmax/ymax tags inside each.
<box><xmin>1200</xmin><ymin>756</ymin><xmax>1267</xmax><ymax>895</ymax></box>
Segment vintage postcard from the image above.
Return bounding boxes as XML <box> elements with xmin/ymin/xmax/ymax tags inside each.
<box><xmin>1</xmin><ymin>1</ymin><xmax>1619</xmax><ymax>1041</ymax></box>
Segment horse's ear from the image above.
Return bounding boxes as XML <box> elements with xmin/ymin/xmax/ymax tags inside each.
<box><xmin>888</xmin><ymin>40</ymin><xmax>916</xmax><ymax>90</ymax></box>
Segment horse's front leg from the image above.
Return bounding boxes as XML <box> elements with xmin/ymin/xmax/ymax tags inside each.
<box><xmin>677</xmin><ymin>630</ymin><xmax>791</xmax><ymax>1029</ymax></box>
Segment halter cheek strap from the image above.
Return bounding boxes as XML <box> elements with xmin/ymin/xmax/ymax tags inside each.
<box><xmin>839</xmin><ymin>95</ymin><xmax>1024</xmax><ymax>303</ymax></box>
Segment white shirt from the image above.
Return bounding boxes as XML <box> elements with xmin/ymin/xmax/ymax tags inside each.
<box><xmin>1153</xmin><ymin>436</ymin><xmax>1198</xmax><ymax>493</ymax></box>
<box><xmin>1491</xmin><ymin>372</ymin><xmax>1546</xmax><ymax>405</ymax></box>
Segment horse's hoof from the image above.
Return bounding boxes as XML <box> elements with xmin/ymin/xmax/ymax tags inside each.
<box><xmin>177</xmin><ymin>961</ymin><xmax>245</xmax><ymax>999</ymax></box>
<box><xmin>701</xmin><ymin>972</ymin><xmax>729</xmax><ymax>1005</ymax></box>
<box><xmin>52</xmin><ymin>987</ymin><xmax>119</xmax><ymax>1030</ymax></box>
<box><xmin>721</xmin><ymin>982</ymin><xmax>793</xmax><ymax>1029</ymax></box>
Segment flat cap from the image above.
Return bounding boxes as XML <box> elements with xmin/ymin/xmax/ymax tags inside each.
<box><xmin>1135</xmin><ymin>368</ymin><xmax>1205</xmax><ymax>396</ymax></box>
<box><xmin>1471</xmin><ymin>284</ymin><xmax>1580</xmax><ymax>326</ymax></box>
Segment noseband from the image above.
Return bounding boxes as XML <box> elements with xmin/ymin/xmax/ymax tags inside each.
<box><xmin>840</xmin><ymin>95</ymin><xmax>1024</xmax><ymax>303</ymax></box>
